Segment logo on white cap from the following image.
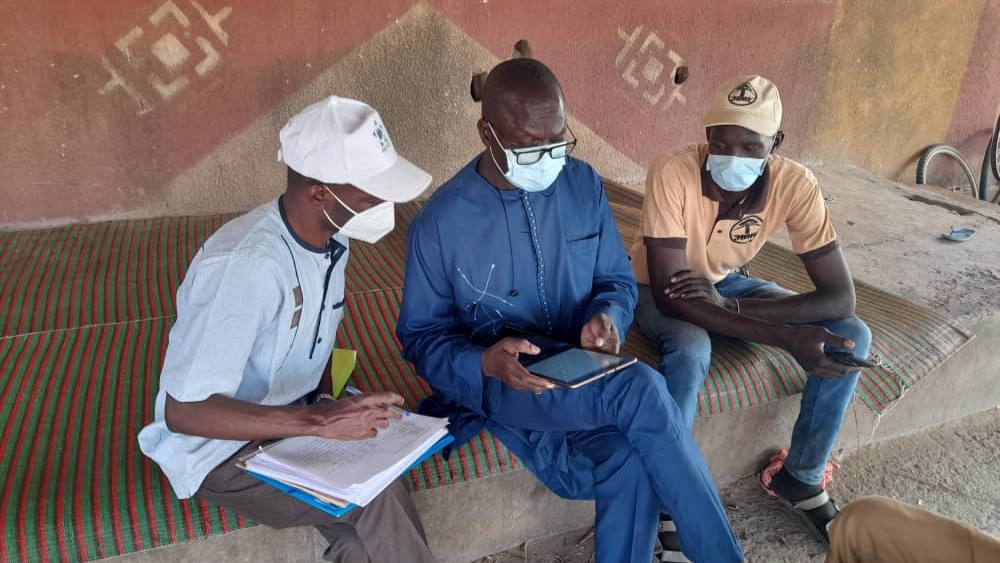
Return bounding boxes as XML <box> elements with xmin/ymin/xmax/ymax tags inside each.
<box><xmin>372</xmin><ymin>120</ymin><xmax>390</xmax><ymax>152</ymax></box>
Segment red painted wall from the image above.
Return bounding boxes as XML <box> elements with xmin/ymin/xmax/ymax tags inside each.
<box><xmin>1</xmin><ymin>0</ymin><xmax>997</xmax><ymax>228</ymax></box>
<box><xmin>1</xmin><ymin>0</ymin><xmax>415</xmax><ymax>224</ymax></box>
<box><xmin>435</xmin><ymin>0</ymin><xmax>835</xmax><ymax>164</ymax></box>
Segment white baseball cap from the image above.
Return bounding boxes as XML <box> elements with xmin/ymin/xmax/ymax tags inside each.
<box><xmin>278</xmin><ymin>96</ymin><xmax>432</xmax><ymax>202</ymax></box>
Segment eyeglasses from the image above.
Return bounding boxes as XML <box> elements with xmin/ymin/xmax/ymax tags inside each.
<box><xmin>488</xmin><ymin>122</ymin><xmax>578</xmax><ymax>165</ymax></box>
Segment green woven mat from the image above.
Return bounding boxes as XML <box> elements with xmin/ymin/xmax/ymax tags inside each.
<box><xmin>0</xmin><ymin>320</ymin><xmax>247</xmax><ymax>563</ymax></box>
<box><xmin>0</xmin><ymin>204</ymin><xmax>421</xmax><ymax>338</ymax></box>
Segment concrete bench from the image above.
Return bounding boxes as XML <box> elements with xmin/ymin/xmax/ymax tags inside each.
<box><xmin>0</xmin><ymin>181</ymin><xmax>974</xmax><ymax>563</ymax></box>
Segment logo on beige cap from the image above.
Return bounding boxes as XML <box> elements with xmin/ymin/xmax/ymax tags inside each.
<box><xmin>728</xmin><ymin>82</ymin><xmax>758</xmax><ymax>106</ymax></box>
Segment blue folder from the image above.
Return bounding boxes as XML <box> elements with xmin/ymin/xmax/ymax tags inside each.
<box><xmin>241</xmin><ymin>434</ymin><xmax>454</xmax><ymax>517</ymax></box>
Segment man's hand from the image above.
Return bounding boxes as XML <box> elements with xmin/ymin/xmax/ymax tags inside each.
<box><xmin>308</xmin><ymin>393</ymin><xmax>404</xmax><ymax>440</ymax></box>
<box><xmin>782</xmin><ymin>326</ymin><xmax>857</xmax><ymax>378</ymax></box>
<box><xmin>666</xmin><ymin>270</ymin><xmax>733</xmax><ymax>310</ymax></box>
<box><xmin>482</xmin><ymin>338</ymin><xmax>554</xmax><ymax>393</ymax></box>
<box><xmin>580</xmin><ymin>313</ymin><xmax>620</xmax><ymax>354</ymax></box>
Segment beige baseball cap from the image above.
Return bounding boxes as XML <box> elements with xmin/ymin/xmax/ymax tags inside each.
<box><xmin>279</xmin><ymin>96</ymin><xmax>432</xmax><ymax>203</ymax></box>
<box><xmin>703</xmin><ymin>75</ymin><xmax>783</xmax><ymax>137</ymax></box>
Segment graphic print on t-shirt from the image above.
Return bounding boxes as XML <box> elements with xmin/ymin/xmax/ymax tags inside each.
<box><xmin>729</xmin><ymin>215</ymin><xmax>763</xmax><ymax>244</ymax></box>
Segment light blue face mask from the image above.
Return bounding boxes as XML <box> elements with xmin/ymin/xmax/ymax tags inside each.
<box><xmin>705</xmin><ymin>154</ymin><xmax>769</xmax><ymax>192</ymax></box>
<box><xmin>487</xmin><ymin>123</ymin><xmax>567</xmax><ymax>192</ymax></box>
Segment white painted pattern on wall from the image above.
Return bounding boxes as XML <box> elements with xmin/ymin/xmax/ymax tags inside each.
<box><xmin>98</xmin><ymin>0</ymin><xmax>232</xmax><ymax>114</ymax></box>
<box><xmin>616</xmin><ymin>25</ymin><xmax>686</xmax><ymax>111</ymax></box>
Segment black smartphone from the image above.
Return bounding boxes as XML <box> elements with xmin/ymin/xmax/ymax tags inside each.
<box><xmin>826</xmin><ymin>350</ymin><xmax>875</xmax><ymax>369</ymax></box>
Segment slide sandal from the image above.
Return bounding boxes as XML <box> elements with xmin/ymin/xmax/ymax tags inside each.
<box><xmin>776</xmin><ymin>490</ymin><xmax>839</xmax><ymax>546</ymax></box>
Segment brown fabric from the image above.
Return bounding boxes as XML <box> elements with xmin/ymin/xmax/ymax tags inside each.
<box><xmin>643</xmin><ymin>236</ymin><xmax>687</xmax><ymax>250</ymax></box>
<box><xmin>631</xmin><ymin>144</ymin><xmax>837</xmax><ymax>285</ymax></box>
<box><xmin>826</xmin><ymin>497</ymin><xmax>1000</xmax><ymax>563</ymax></box>
<box><xmin>197</xmin><ymin>442</ymin><xmax>438</xmax><ymax>563</ymax></box>
<box><xmin>799</xmin><ymin>240</ymin><xmax>840</xmax><ymax>263</ymax></box>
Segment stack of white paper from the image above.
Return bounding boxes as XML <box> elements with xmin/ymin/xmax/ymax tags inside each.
<box><xmin>244</xmin><ymin>412</ymin><xmax>449</xmax><ymax>507</ymax></box>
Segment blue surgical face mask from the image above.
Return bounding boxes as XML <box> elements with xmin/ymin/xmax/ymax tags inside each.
<box><xmin>487</xmin><ymin>123</ymin><xmax>567</xmax><ymax>192</ymax></box>
<box><xmin>706</xmin><ymin>149</ymin><xmax>771</xmax><ymax>192</ymax></box>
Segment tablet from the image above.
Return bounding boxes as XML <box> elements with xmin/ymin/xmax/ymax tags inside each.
<box><xmin>501</xmin><ymin>326</ymin><xmax>637</xmax><ymax>388</ymax></box>
<box><xmin>523</xmin><ymin>347</ymin><xmax>637</xmax><ymax>388</ymax></box>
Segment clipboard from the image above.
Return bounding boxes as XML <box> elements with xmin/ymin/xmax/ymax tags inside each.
<box><xmin>237</xmin><ymin>434</ymin><xmax>454</xmax><ymax>517</ymax></box>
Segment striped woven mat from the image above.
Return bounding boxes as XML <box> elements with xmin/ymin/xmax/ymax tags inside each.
<box><xmin>0</xmin><ymin>320</ymin><xmax>247</xmax><ymax>563</ymax></box>
<box><xmin>0</xmin><ymin>183</ymin><xmax>973</xmax><ymax>562</ymax></box>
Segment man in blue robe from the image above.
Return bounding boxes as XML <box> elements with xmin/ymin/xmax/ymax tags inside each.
<box><xmin>396</xmin><ymin>58</ymin><xmax>744</xmax><ymax>563</ymax></box>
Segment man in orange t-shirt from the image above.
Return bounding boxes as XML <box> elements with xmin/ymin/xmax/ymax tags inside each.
<box><xmin>632</xmin><ymin>76</ymin><xmax>872</xmax><ymax>555</ymax></box>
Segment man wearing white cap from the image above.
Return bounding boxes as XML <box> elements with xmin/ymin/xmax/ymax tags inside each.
<box><xmin>138</xmin><ymin>96</ymin><xmax>438</xmax><ymax>563</ymax></box>
<box><xmin>631</xmin><ymin>76</ymin><xmax>871</xmax><ymax>554</ymax></box>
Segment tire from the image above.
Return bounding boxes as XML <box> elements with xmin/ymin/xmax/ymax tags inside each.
<box><xmin>991</xmin><ymin>115</ymin><xmax>1000</xmax><ymax>182</ymax></box>
<box><xmin>916</xmin><ymin>144</ymin><xmax>978</xmax><ymax>199</ymax></box>
<box><xmin>980</xmin><ymin>116</ymin><xmax>1000</xmax><ymax>202</ymax></box>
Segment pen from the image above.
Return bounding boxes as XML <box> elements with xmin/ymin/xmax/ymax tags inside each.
<box><xmin>343</xmin><ymin>385</ymin><xmax>410</xmax><ymax>417</ymax></box>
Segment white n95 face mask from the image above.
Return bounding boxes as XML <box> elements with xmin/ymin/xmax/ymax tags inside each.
<box><xmin>323</xmin><ymin>187</ymin><xmax>395</xmax><ymax>244</ymax></box>
<box><xmin>487</xmin><ymin>123</ymin><xmax>567</xmax><ymax>192</ymax></box>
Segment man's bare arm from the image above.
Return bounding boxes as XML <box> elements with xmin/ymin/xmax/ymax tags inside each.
<box><xmin>647</xmin><ymin>242</ymin><xmax>792</xmax><ymax>345</ymax></box>
<box><xmin>728</xmin><ymin>245</ymin><xmax>855</xmax><ymax>324</ymax></box>
<box><xmin>645</xmin><ymin>240</ymin><xmax>855</xmax><ymax>377</ymax></box>
<box><xmin>165</xmin><ymin>391</ymin><xmax>404</xmax><ymax>442</ymax></box>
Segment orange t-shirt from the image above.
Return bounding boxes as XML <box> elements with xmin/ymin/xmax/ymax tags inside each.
<box><xmin>631</xmin><ymin>144</ymin><xmax>837</xmax><ymax>285</ymax></box>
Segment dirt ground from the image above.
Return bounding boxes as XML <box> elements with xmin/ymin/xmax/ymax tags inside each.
<box><xmin>775</xmin><ymin>165</ymin><xmax>1000</xmax><ymax>328</ymax></box>
<box><xmin>474</xmin><ymin>408</ymin><xmax>1000</xmax><ymax>563</ymax></box>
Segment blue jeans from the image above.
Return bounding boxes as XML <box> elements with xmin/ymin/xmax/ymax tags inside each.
<box><xmin>634</xmin><ymin>274</ymin><xmax>872</xmax><ymax>486</ymax></box>
<box><xmin>484</xmin><ymin>362</ymin><xmax>744</xmax><ymax>563</ymax></box>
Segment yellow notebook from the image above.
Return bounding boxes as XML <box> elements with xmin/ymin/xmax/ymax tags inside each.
<box><xmin>330</xmin><ymin>348</ymin><xmax>357</xmax><ymax>398</ymax></box>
